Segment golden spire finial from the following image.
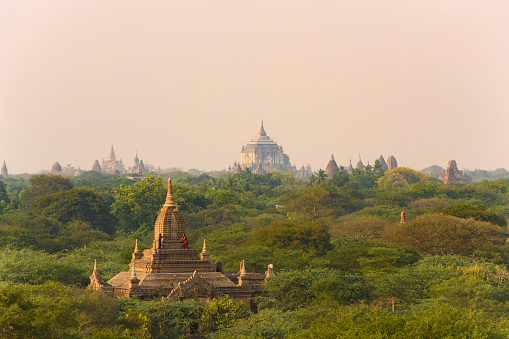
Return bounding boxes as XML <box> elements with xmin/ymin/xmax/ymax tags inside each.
<box><xmin>164</xmin><ymin>178</ymin><xmax>176</xmax><ymax>207</ymax></box>
<box><xmin>134</xmin><ymin>239</ymin><xmax>139</xmax><ymax>253</ymax></box>
<box><xmin>94</xmin><ymin>259</ymin><xmax>98</xmax><ymax>271</ymax></box>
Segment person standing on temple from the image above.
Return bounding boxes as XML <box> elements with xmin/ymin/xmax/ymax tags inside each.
<box><xmin>181</xmin><ymin>234</ymin><xmax>188</xmax><ymax>249</ymax></box>
<box><xmin>158</xmin><ymin>233</ymin><xmax>163</xmax><ymax>249</ymax></box>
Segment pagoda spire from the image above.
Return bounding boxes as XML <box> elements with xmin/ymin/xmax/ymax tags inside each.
<box><xmin>1</xmin><ymin>160</ymin><xmax>7</xmax><ymax>176</ymax></box>
<box><xmin>258</xmin><ymin>120</ymin><xmax>267</xmax><ymax>136</ymax></box>
<box><xmin>164</xmin><ymin>178</ymin><xmax>177</xmax><ymax>207</ymax></box>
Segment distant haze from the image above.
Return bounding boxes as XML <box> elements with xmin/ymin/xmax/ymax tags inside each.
<box><xmin>1</xmin><ymin>1</ymin><xmax>508</xmax><ymax>174</ymax></box>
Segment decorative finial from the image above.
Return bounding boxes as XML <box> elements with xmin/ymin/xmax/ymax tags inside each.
<box><xmin>240</xmin><ymin>260</ymin><xmax>247</xmax><ymax>275</ymax></box>
<box><xmin>330</xmin><ymin>154</ymin><xmax>335</xmax><ymax>161</ymax></box>
<box><xmin>202</xmin><ymin>239</ymin><xmax>207</xmax><ymax>253</ymax></box>
<box><xmin>94</xmin><ymin>259</ymin><xmax>97</xmax><ymax>271</ymax></box>
<box><xmin>131</xmin><ymin>261</ymin><xmax>137</xmax><ymax>278</ymax></box>
<box><xmin>134</xmin><ymin>239</ymin><xmax>139</xmax><ymax>253</ymax></box>
<box><xmin>259</xmin><ymin>120</ymin><xmax>267</xmax><ymax>136</ymax></box>
<box><xmin>164</xmin><ymin>178</ymin><xmax>176</xmax><ymax>207</ymax></box>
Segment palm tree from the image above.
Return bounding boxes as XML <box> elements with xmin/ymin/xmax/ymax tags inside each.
<box><xmin>364</xmin><ymin>164</ymin><xmax>373</xmax><ymax>176</ymax></box>
<box><xmin>373</xmin><ymin>159</ymin><xmax>383</xmax><ymax>174</ymax></box>
<box><xmin>315</xmin><ymin>169</ymin><xmax>328</xmax><ymax>184</ymax></box>
<box><xmin>309</xmin><ymin>174</ymin><xmax>316</xmax><ymax>186</ymax></box>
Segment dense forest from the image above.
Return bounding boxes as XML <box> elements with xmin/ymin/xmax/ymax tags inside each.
<box><xmin>1</xmin><ymin>166</ymin><xmax>509</xmax><ymax>338</ymax></box>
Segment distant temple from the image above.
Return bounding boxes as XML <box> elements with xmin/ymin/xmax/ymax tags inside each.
<box><xmin>101</xmin><ymin>145</ymin><xmax>126</xmax><ymax>174</ymax></box>
<box><xmin>49</xmin><ymin>162</ymin><xmax>82</xmax><ymax>176</ymax></box>
<box><xmin>347</xmin><ymin>159</ymin><xmax>354</xmax><ymax>173</ymax></box>
<box><xmin>237</xmin><ymin>121</ymin><xmax>296</xmax><ymax>174</ymax></box>
<box><xmin>92</xmin><ymin>160</ymin><xmax>102</xmax><ymax>173</ymax></box>
<box><xmin>90</xmin><ymin>179</ymin><xmax>271</xmax><ymax>310</ymax></box>
<box><xmin>127</xmin><ymin>152</ymin><xmax>146</xmax><ymax>175</ymax></box>
<box><xmin>296</xmin><ymin>164</ymin><xmax>312</xmax><ymax>178</ymax></box>
<box><xmin>325</xmin><ymin>154</ymin><xmax>339</xmax><ymax>179</ymax></box>
<box><xmin>356</xmin><ymin>155</ymin><xmax>364</xmax><ymax>170</ymax></box>
<box><xmin>439</xmin><ymin>160</ymin><xmax>471</xmax><ymax>184</ymax></box>
<box><xmin>377</xmin><ymin>155</ymin><xmax>388</xmax><ymax>171</ymax></box>
<box><xmin>323</xmin><ymin>154</ymin><xmax>397</xmax><ymax>175</ymax></box>
<box><xmin>387</xmin><ymin>155</ymin><xmax>398</xmax><ymax>170</ymax></box>
<box><xmin>50</xmin><ymin>161</ymin><xmax>62</xmax><ymax>175</ymax></box>
<box><xmin>1</xmin><ymin>161</ymin><xmax>8</xmax><ymax>176</ymax></box>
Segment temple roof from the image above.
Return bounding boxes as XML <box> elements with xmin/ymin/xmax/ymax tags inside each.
<box><xmin>51</xmin><ymin>161</ymin><xmax>62</xmax><ymax>173</ymax></box>
<box><xmin>325</xmin><ymin>154</ymin><xmax>339</xmax><ymax>178</ymax></box>
<box><xmin>356</xmin><ymin>155</ymin><xmax>364</xmax><ymax>170</ymax></box>
<box><xmin>348</xmin><ymin>159</ymin><xmax>354</xmax><ymax>173</ymax></box>
<box><xmin>154</xmin><ymin>178</ymin><xmax>187</xmax><ymax>249</ymax></box>
<box><xmin>109</xmin><ymin>145</ymin><xmax>116</xmax><ymax>160</ymax></box>
<box><xmin>387</xmin><ymin>155</ymin><xmax>398</xmax><ymax>170</ymax></box>
<box><xmin>259</xmin><ymin>120</ymin><xmax>267</xmax><ymax>136</ymax></box>
<box><xmin>92</xmin><ymin>160</ymin><xmax>102</xmax><ymax>172</ymax></box>
<box><xmin>378</xmin><ymin>155</ymin><xmax>388</xmax><ymax>171</ymax></box>
<box><xmin>1</xmin><ymin>160</ymin><xmax>7</xmax><ymax>176</ymax></box>
<box><xmin>234</xmin><ymin>163</ymin><xmax>242</xmax><ymax>174</ymax></box>
<box><xmin>245</xmin><ymin>121</ymin><xmax>279</xmax><ymax>146</ymax></box>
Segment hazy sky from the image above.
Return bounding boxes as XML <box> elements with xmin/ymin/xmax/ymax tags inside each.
<box><xmin>1</xmin><ymin>1</ymin><xmax>508</xmax><ymax>174</ymax></box>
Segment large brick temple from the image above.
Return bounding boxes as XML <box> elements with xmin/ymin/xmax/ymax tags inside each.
<box><xmin>89</xmin><ymin>179</ymin><xmax>273</xmax><ymax>310</ymax></box>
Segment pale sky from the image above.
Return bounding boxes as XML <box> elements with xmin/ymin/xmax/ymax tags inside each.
<box><xmin>1</xmin><ymin>1</ymin><xmax>508</xmax><ymax>174</ymax></box>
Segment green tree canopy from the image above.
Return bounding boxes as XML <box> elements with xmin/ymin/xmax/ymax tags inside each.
<box><xmin>439</xmin><ymin>203</ymin><xmax>507</xmax><ymax>227</ymax></box>
<box><xmin>377</xmin><ymin>167</ymin><xmax>430</xmax><ymax>189</ymax></box>
<box><xmin>248</xmin><ymin>221</ymin><xmax>332</xmax><ymax>255</ymax></box>
<box><xmin>30</xmin><ymin>188</ymin><xmax>115</xmax><ymax>234</ymax></box>
<box><xmin>0</xmin><ymin>180</ymin><xmax>9</xmax><ymax>203</ymax></box>
<box><xmin>19</xmin><ymin>174</ymin><xmax>74</xmax><ymax>208</ymax></box>
<box><xmin>111</xmin><ymin>176</ymin><xmax>166</xmax><ymax>233</ymax></box>
<box><xmin>382</xmin><ymin>213</ymin><xmax>508</xmax><ymax>256</ymax></box>
<box><xmin>200</xmin><ymin>296</ymin><xmax>250</xmax><ymax>334</ymax></box>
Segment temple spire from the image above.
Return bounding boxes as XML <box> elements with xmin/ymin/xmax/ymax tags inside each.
<box><xmin>94</xmin><ymin>259</ymin><xmax>98</xmax><ymax>271</ymax></box>
<box><xmin>164</xmin><ymin>178</ymin><xmax>177</xmax><ymax>207</ymax></box>
<box><xmin>258</xmin><ymin>120</ymin><xmax>266</xmax><ymax>136</ymax></box>
<box><xmin>134</xmin><ymin>239</ymin><xmax>139</xmax><ymax>253</ymax></box>
<box><xmin>110</xmin><ymin>145</ymin><xmax>115</xmax><ymax>159</ymax></box>
<box><xmin>1</xmin><ymin>160</ymin><xmax>7</xmax><ymax>176</ymax></box>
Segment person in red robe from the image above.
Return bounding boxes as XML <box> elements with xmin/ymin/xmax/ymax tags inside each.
<box><xmin>181</xmin><ymin>234</ymin><xmax>188</xmax><ymax>249</ymax></box>
<box><xmin>158</xmin><ymin>233</ymin><xmax>163</xmax><ymax>249</ymax></box>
